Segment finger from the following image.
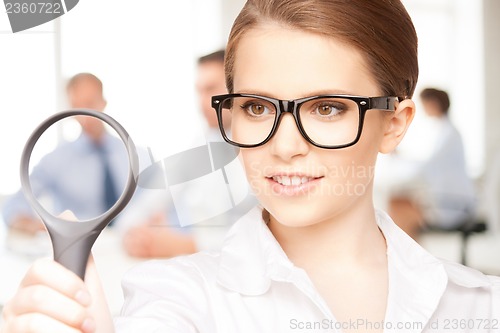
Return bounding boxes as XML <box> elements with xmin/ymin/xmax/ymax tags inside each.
<box><xmin>123</xmin><ymin>237</ymin><xmax>148</xmax><ymax>258</ymax></box>
<box><xmin>122</xmin><ymin>230</ymin><xmax>139</xmax><ymax>248</ymax></box>
<box><xmin>5</xmin><ymin>285</ymin><xmax>89</xmax><ymax>329</ymax></box>
<box><xmin>148</xmin><ymin>212</ymin><xmax>166</xmax><ymax>226</ymax></box>
<box><xmin>2</xmin><ymin>313</ymin><xmax>93</xmax><ymax>333</ymax></box>
<box><xmin>123</xmin><ymin>228</ymin><xmax>148</xmax><ymax>248</ymax></box>
<box><xmin>122</xmin><ymin>235</ymin><xmax>140</xmax><ymax>257</ymax></box>
<box><xmin>124</xmin><ymin>243</ymin><xmax>148</xmax><ymax>258</ymax></box>
<box><xmin>58</xmin><ymin>210</ymin><xmax>78</xmax><ymax>222</ymax></box>
<box><xmin>20</xmin><ymin>259</ymin><xmax>90</xmax><ymax>307</ymax></box>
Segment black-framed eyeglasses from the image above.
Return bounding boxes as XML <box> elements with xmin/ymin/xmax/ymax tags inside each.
<box><xmin>211</xmin><ymin>93</ymin><xmax>398</xmax><ymax>149</ymax></box>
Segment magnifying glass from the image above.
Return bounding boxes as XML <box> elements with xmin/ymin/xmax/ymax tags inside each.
<box><xmin>20</xmin><ymin>109</ymin><xmax>139</xmax><ymax>279</ymax></box>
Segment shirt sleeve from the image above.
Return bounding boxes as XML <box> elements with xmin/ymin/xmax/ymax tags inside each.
<box><xmin>488</xmin><ymin>275</ymin><xmax>500</xmax><ymax>323</ymax></box>
<box><xmin>1</xmin><ymin>153</ymin><xmax>56</xmax><ymax>226</ymax></box>
<box><xmin>114</xmin><ymin>258</ymin><xmax>215</xmax><ymax>333</ymax></box>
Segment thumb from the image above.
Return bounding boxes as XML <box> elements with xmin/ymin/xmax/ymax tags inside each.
<box><xmin>58</xmin><ymin>210</ymin><xmax>78</xmax><ymax>222</ymax></box>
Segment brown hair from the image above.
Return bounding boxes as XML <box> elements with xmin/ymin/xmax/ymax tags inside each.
<box><xmin>420</xmin><ymin>88</ymin><xmax>450</xmax><ymax>115</ymax></box>
<box><xmin>225</xmin><ymin>0</ymin><xmax>418</xmax><ymax>99</ymax></box>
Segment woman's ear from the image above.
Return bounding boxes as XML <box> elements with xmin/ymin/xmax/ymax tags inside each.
<box><xmin>379</xmin><ymin>98</ymin><xmax>415</xmax><ymax>154</ymax></box>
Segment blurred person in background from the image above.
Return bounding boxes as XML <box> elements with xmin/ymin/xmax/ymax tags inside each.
<box><xmin>121</xmin><ymin>50</ymin><xmax>255</xmax><ymax>258</ymax></box>
<box><xmin>385</xmin><ymin>88</ymin><xmax>476</xmax><ymax>240</ymax></box>
<box><xmin>2</xmin><ymin>73</ymin><xmax>133</xmax><ymax>234</ymax></box>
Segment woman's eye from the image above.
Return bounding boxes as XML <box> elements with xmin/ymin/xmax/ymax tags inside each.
<box><xmin>243</xmin><ymin>103</ymin><xmax>271</xmax><ymax>116</ymax></box>
<box><xmin>314</xmin><ymin>103</ymin><xmax>345</xmax><ymax>117</ymax></box>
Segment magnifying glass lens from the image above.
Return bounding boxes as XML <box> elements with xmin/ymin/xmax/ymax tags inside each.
<box><xmin>29</xmin><ymin>115</ymin><xmax>129</xmax><ymax>222</ymax></box>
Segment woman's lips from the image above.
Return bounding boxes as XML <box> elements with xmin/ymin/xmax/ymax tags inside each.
<box><xmin>266</xmin><ymin>174</ymin><xmax>323</xmax><ymax>196</ymax></box>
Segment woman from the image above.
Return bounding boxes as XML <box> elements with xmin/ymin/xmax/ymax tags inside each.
<box><xmin>2</xmin><ymin>1</ymin><xmax>499</xmax><ymax>332</ymax></box>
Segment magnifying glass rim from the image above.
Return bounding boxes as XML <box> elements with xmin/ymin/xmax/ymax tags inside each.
<box><xmin>20</xmin><ymin>109</ymin><xmax>139</xmax><ymax>228</ymax></box>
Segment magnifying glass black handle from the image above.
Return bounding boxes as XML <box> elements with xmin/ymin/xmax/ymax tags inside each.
<box><xmin>20</xmin><ymin>109</ymin><xmax>140</xmax><ymax>279</ymax></box>
<box><xmin>49</xmin><ymin>225</ymin><xmax>101</xmax><ymax>279</ymax></box>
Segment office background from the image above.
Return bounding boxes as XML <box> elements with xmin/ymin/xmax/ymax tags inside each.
<box><xmin>0</xmin><ymin>0</ymin><xmax>499</xmax><ymax>268</ymax></box>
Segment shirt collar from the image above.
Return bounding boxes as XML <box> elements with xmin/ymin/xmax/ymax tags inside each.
<box><xmin>216</xmin><ymin>207</ymin><xmax>492</xmax><ymax>330</ymax></box>
<box><xmin>217</xmin><ymin>206</ymin><xmax>293</xmax><ymax>295</ymax></box>
<box><xmin>376</xmin><ymin>209</ymin><xmax>448</xmax><ymax>331</ymax></box>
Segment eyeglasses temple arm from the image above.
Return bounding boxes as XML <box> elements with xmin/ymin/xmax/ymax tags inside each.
<box><xmin>370</xmin><ymin>97</ymin><xmax>398</xmax><ymax>111</ymax></box>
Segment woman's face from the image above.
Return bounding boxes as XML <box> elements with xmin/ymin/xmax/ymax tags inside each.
<box><xmin>232</xmin><ymin>25</ymin><xmax>391</xmax><ymax>227</ymax></box>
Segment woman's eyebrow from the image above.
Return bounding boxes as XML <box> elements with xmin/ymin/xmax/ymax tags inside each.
<box><xmin>233</xmin><ymin>88</ymin><xmax>358</xmax><ymax>98</ymax></box>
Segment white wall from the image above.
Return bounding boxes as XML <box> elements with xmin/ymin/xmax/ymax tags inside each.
<box><xmin>482</xmin><ymin>0</ymin><xmax>500</xmax><ymax>231</ymax></box>
<box><xmin>0</xmin><ymin>19</ymin><xmax>58</xmax><ymax>194</ymax></box>
<box><xmin>402</xmin><ymin>0</ymin><xmax>485</xmax><ymax>177</ymax></box>
<box><xmin>0</xmin><ymin>0</ymin><xmax>227</xmax><ymax>195</ymax></box>
<box><xmin>483</xmin><ymin>0</ymin><xmax>500</xmax><ymax>167</ymax></box>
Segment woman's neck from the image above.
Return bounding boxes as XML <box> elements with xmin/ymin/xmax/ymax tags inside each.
<box><xmin>268</xmin><ymin>193</ymin><xmax>387</xmax><ymax>271</ymax></box>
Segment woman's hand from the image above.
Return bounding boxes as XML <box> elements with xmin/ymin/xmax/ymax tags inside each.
<box><xmin>1</xmin><ymin>257</ymin><xmax>114</xmax><ymax>333</ymax></box>
<box><xmin>1</xmin><ymin>211</ymin><xmax>114</xmax><ymax>333</ymax></box>
<box><xmin>122</xmin><ymin>212</ymin><xmax>196</xmax><ymax>258</ymax></box>
<box><xmin>1</xmin><ymin>258</ymin><xmax>97</xmax><ymax>333</ymax></box>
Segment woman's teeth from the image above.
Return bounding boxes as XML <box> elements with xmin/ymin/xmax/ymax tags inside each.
<box><xmin>272</xmin><ymin>175</ymin><xmax>314</xmax><ymax>186</ymax></box>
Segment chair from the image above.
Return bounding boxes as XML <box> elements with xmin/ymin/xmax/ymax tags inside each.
<box><xmin>425</xmin><ymin>217</ymin><xmax>487</xmax><ymax>266</ymax></box>
<box><xmin>420</xmin><ymin>189</ymin><xmax>488</xmax><ymax>267</ymax></box>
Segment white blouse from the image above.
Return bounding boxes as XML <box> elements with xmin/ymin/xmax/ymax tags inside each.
<box><xmin>114</xmin><ymin>207</ymin><xmax>500</xmax><ymax>332</ymax></box>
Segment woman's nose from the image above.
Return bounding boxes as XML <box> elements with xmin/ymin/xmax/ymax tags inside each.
<box><xmin>269</xmin><ymin>113</ymin><xmax>310</xmax><ymax>161</ymax></box>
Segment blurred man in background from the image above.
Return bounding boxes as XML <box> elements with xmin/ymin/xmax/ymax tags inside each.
<box><xmin>2</xmin><ymin>73</ymin><xmax>131</xmax><ymax>233</ymax></box>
